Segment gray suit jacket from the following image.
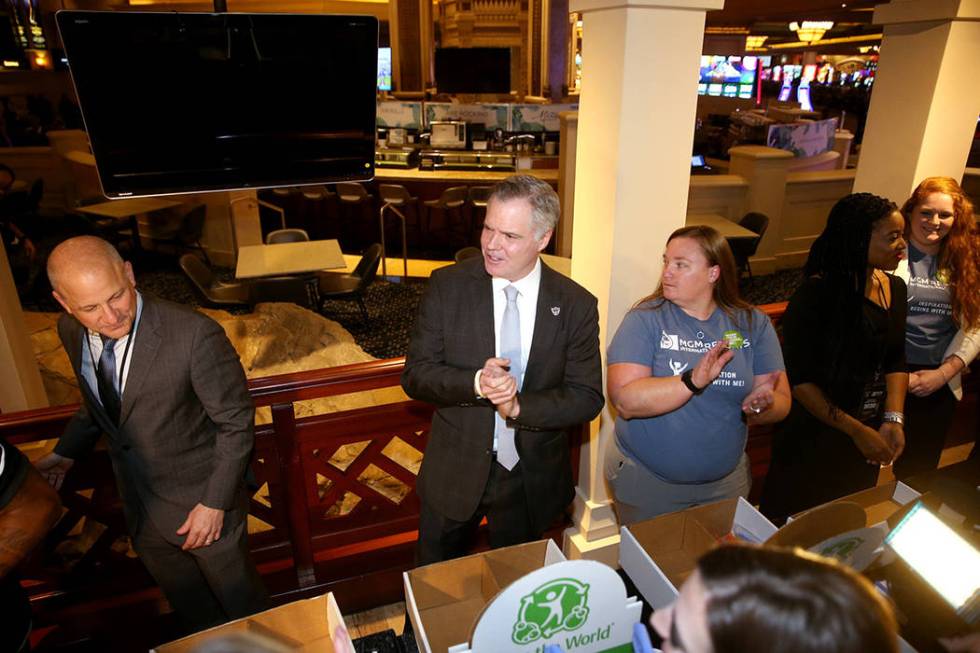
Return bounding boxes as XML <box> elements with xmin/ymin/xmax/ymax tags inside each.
<box><xmin>402</xmin><ymin>258</ymin><xmax>603</xmax><ymax>532</ymax></box>
<box><xmin>55</xmin><ymin>294</ymin><xmax>255</xmax><ymax>545</ymax></box>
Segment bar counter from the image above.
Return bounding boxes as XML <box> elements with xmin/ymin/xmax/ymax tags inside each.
<box><xmin>374</xmin><ymin>166</ymin><xmax>559</xmax><ymax>184</ymax></box>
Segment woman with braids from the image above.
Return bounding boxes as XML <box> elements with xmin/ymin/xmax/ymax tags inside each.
<box><xmin>650</xmin><ymin>544</ymin><xmax>899</xmax><ymax>653</ymax></box>
<box><xmin>606</xmin><ymin>226</ymin><xmax>789</xmax><ymax>524</ymax></box>
<box><xmin>893</xmin><ymin>177</ymin><xmax>980</xmax><ymax>479</ymax></box>
<box><xmin>759</xmin><ymin>193</ymin><xmax>908</xmax><ymax>524</ymax></box>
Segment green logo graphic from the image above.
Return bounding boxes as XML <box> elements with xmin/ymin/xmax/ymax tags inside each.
<box><xmin>723</xmin><ymin>330</ymin><xmax>745</xmax><ymax>349</ymax></box>
<box><xmin>820</xmin><ymin>536</ymin><xmax>864</xmax><ymax>560</ymax></box>
<box><xmin>512</xmin><ymin>577</ymin><xmax>590</xmax><ymax>644</ymax></box>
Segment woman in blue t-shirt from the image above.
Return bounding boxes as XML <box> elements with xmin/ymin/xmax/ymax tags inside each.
<box><xmin>894</xmin><ymin>177</ymin><xmax>980</xmax><ymax>479</ymax></box>
<box><xmin>605</xmin><ymin>226</ymin><xmax>790</xmax><ymax>524</ymax></box>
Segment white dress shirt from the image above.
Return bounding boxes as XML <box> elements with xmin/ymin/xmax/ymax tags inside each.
<box><xmin>81</xmin><ymin>292</ymin><xmax>143</xmax><ymax>407</ymax></box>
<box><xmin>473</xmin><ymin>259</ymin><xmax>542</xmax><ymax>450</ymax></box>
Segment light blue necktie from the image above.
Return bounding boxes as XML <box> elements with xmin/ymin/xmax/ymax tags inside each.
<box><xmin>495</xmin><ymin>285</ymin><xmax>522</xmax><ymax>470</ymax></box>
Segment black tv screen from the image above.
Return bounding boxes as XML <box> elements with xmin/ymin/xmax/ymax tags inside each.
<box><xmin>435</xmin><ymin>47</ymin><xmax>510</xmax><ymax>94</ymax></box>
<box><xmin>57</xmin><ymin>11</ymin><xmax>378</xmax><ymax>198</ymax></box>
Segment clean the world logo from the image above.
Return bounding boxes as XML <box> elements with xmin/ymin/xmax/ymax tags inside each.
<box><xmin>512</xmin><ymin>577</ymin><xmax>591</xmax><ymax>644</ymax></box>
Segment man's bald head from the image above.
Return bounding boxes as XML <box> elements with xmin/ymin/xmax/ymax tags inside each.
<box><xmin>47</xmin><ymin>236</ymin><xmax>125</xmax><ymax>295</ymax></box>
<box><xmin>48</xmin><ymin>236</ymin><xmax>138</xmax><ymax>340</ymax></box>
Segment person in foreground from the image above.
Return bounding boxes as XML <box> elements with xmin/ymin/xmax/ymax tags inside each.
<box><xmin>1</xmin><ymin>436</ymin><xmax>62</xmax><ymax>652</ymax></box>
<box><xmin>35</xmin><ymin>236</ymin><xmax>268</xmax><ymax>632</ymax></box>
<box><xmin>650</xmin><ymin>544</ymin><xmax>899</xmax><ymax>653</ymax></box>
<box><xmin>606</xmin><ymin>226</ymin><xmax>790</xmax><ymax>524</ymax></box>
<box><xmin>402</xmin><ymin>175</ymin><xmax>603</xmax><ymax>564</ymax></box>
<box><xmin>760</xmin><ymin>193</ymin><xmax>908</xmax><ymax>524</ymax></box>
<box><xmin>893</xmin><ymin>177</ymin><xmax>980</xmax><ymax>479</ymax></box>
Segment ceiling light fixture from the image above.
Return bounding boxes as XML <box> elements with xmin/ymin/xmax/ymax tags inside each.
<box><xmin>745</xmin><ymin>35</ymin><xmax>769</xmax><ymax>51</ymax></box>
<box><xmin>789</xmin><ymin>20</ymin><xmax>834</xmax><ymax>44</ymax></box>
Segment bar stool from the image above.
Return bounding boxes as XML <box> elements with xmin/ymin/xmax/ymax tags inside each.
<box><xmin>298</xmin><ymin>186</ymin><xmax>337</xmax><ymax>240</ymax></box>
<box><xmin>378</xmin><ymin>184</ymin><xmax>419</xmax><ymax>277</ymax></box>
<box><xmin>467</xmin><ymin>185</ymin><xmax>493</xmax><ymax>242</ymax></box>
<box><xmin>423</xmin><ymin>185</ymin><xmax>468</xmax><ymax>254</ymax></box>
<box><xmin>335</xmin><ymin>182</ymin><xmax>375</xmax><ymax>250</ymax></box>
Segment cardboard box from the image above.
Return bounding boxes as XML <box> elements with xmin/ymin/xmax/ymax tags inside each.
<box><xmin>619</xmin><ymin>497</ymin><xmax>778</xmax><ymax>609</ymax></box>
<box><xmin>769</xmin><ymin>481</ymin><xmax>922</xmax><ymax>550</ymax></box>
<box><xmin>828</xmin><ymin>481</ymin><xmax>921</xmax><ymax>528</ymax></box>
<box><xmin>405</xmin><ymin>540</ymin><xmax>566</xmax><ymax>653</ymax></box>
<box><xmin>152</xmin><ymin>593</ymin><xmax>353</xmax><ymax>653</ymax></box>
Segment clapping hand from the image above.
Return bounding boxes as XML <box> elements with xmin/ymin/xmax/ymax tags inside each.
<box><xmin>480</xmin><ymin>357</ymin><xmax>520</xmax><ymax>419</ymax></box>
<box><xmin>691</xmin><ymin>341</ymin><xmax>734</xmax><ymax>389</ymax></box>
<box><xmin>742</xmin><ymin>371</ymin><xmax>780</xmax><ymax>418</ymax></box>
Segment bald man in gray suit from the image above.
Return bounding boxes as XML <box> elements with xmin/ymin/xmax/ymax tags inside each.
<box><xmin>37</xmin><ymin>236</ymin><xmax>267</xmax><ymax>632</ymax></box>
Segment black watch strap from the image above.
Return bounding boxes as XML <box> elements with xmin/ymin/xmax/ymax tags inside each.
<box><xmin>681</xmin><ymin>369</ymin><xmax>705</xmax><ymax>395</ymax></box>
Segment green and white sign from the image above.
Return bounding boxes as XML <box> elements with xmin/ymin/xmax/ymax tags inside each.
<box><xmin>450</xmin><ymin>560</ymin><xmax>642</xmax><ymax>653</ymax></box>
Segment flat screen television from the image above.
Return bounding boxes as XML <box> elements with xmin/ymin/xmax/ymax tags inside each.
<box><xmin>435</xmin><ymin>47</ymin><xmax>510</xmax><ymax>94</ymax></box>
<box><xmin>698</xmin><ymin>55</ymin><xmax>756</xmax><ymax>98</ymax></box>
<box><xmin>57</xmin><ymin>11</ymin><xmax>378</xmax><ymax>198</ymax></box>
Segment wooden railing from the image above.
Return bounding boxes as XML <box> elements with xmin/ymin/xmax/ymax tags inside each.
<box><xmin>1</xmin><ymin>355</ymin><xmax>588</xmax><ymax>625</ymax></box>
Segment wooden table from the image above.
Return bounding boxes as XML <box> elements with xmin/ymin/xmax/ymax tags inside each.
<box><xmin>236</xmin><ymin>239</ymin><xmax>346</xmax><ymax>279</ymax></box>
<box><xmin>76</xmin><ymin>197</ymin><xmax>184</xmax><ymax>252</ymax></box>
<box><xmin>75</xmin><ymin>197</ymin><xmax>183</xmax><ymax>220</ymax></box>
<box><xmin>685</xmin><ymin>213</ymin><xmax>757</xmax><ymax>239</ymax></box>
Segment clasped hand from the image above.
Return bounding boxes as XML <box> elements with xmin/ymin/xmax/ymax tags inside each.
<box><xmin>908</xmin><ymin>368</ymin><xmax>945</xmax><ymax>397</ymax></box>
<box><xmin>853</xmin><ymin>421</ymin><xmax>904</xmax><ymax>466</ymax></box>
<box><xmin>480</xmin><ymin>357</ymin><xmax>519</xmax><ymax>418</ymax></box>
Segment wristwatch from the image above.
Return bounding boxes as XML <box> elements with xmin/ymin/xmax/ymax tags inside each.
<box><xmin>681</xmin><ymin>369</ymin><xmax>706</xmax><ymax>395</ymax></box>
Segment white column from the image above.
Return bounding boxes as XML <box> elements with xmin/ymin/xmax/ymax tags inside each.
<box><xmin>0</xmin><ymin>244</ymin><xmax>47</xmax><ymax>413</ymax></box>
<box><xmin>853</xmin><ymin>0</ymin><xmax>980</xmax><ymax>200</ymax></box>
<box><xmin>563</xmin><ymin>0</ymin><xmax>723</xmax><ymax>564</ymax></box>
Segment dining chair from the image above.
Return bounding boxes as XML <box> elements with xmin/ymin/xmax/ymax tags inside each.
<box><xmin>730</xmin><ymin>211</ymin><xmax>770</xmax><ymax>282</ymax></box>
<box><xmin>179</xmin><ymin>254</ymin><xmax>250</xmax><ymax>306</ymax></box>
<box><xmin>147</xmin><ymin>204</ymin><xmax>211</xmax><ymax>265</ymax></box>
<box><xmin>266</xmin><ymin>228</ymin><xmax>310</xmax><ymax>244</ymax></box>
<box><xmin>317</xmin><ymin>243</ymin><xmax>383</xmax><ymax>322</ymax></box>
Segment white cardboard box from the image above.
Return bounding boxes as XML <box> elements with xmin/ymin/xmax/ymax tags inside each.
<box><xmin>151</xmin><ymin>592</ymin><xmax>353</xmax><ymax>653</ymax></box>
<box><xmin>619</xmin><ymin>497</ymin><xmax>777</xmax><ymax>610</ymax></box>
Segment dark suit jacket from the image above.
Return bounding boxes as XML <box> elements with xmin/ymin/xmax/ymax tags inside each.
<box><xmin>55</xmin><ymin>294</ymin><xmax>255</xmax><ymax>546</ymax></box>
<box><xmin>402</xmin><ymin>257</ymin><xmax>603</xmax><ymax>532</ymax></box>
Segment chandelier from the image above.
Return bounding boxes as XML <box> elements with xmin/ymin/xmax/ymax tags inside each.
<box><xmin>789</xmin><ymin>21</ymin><xmax>834</xmax><ymax>44</ymax></box>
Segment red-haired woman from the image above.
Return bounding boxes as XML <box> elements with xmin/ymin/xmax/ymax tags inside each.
<box><xmin>894</xmin><ymin>177</ymin><xmax>980</xmax><ymax>479</ymax></box>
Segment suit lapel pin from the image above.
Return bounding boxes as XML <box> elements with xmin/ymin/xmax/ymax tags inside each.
<box><xmin>551</xmin><ymin>306</ymin><xmax>560</xmax><ymax>316</ymax></box>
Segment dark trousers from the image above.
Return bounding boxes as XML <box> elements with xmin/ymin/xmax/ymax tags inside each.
<box><xmin>895</xmin><ymin>381</ymin><xmax>956</xmax><ymax>480</ymax></box>
<box><xmin>132</xmin><ymin>509</ymin><xmax>269</xmax><ymax>634</ymax></box>
<box><xmin>416</xmin><ymin>460</ymin><xmax>537</xmax><ymax>566</ymax></box>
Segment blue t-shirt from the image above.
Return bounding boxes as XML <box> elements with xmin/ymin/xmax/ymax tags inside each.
<box><xmin>906</xmin><ymin>244</ymin><xmax>957</xmax><ymax>366</ymax></box>
<box><xmin>607</xmin><ymin>300</ymin><xmax>784</xmax><ymax>483</ymax></box>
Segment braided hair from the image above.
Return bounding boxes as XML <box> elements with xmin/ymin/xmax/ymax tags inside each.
<box><xmin>804</xmin><ymin>193</ymin><xmax>899</xmax><ymax>407</ymax></box>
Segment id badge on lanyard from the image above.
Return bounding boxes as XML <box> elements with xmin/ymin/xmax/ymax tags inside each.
<box><xmin>857</xmin><ymin>368</ymin><xmax>886</xmax><ymax>424</ymax></box>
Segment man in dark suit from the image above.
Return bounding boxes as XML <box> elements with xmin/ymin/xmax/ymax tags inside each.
<box><xmin>36</xmin><ymin>236</ymin><xmax>267</xmax><ymax>632</ymax></box>
<box><xmin>402</xmin><ymin>175</ymin><xmax>603</xmax><ymax>564</ymax></box>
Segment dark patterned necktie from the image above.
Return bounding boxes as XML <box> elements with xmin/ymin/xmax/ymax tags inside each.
<box><xmin>97</xmin><ymin>335</ymin><xmax>121</xmax><ymax>425</ymax></box>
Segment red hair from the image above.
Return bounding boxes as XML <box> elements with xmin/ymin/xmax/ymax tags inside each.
<box><xmin>901</xmin><ymin>177</ymin><xmax>980</xmax><ymax>330</ymax></box>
